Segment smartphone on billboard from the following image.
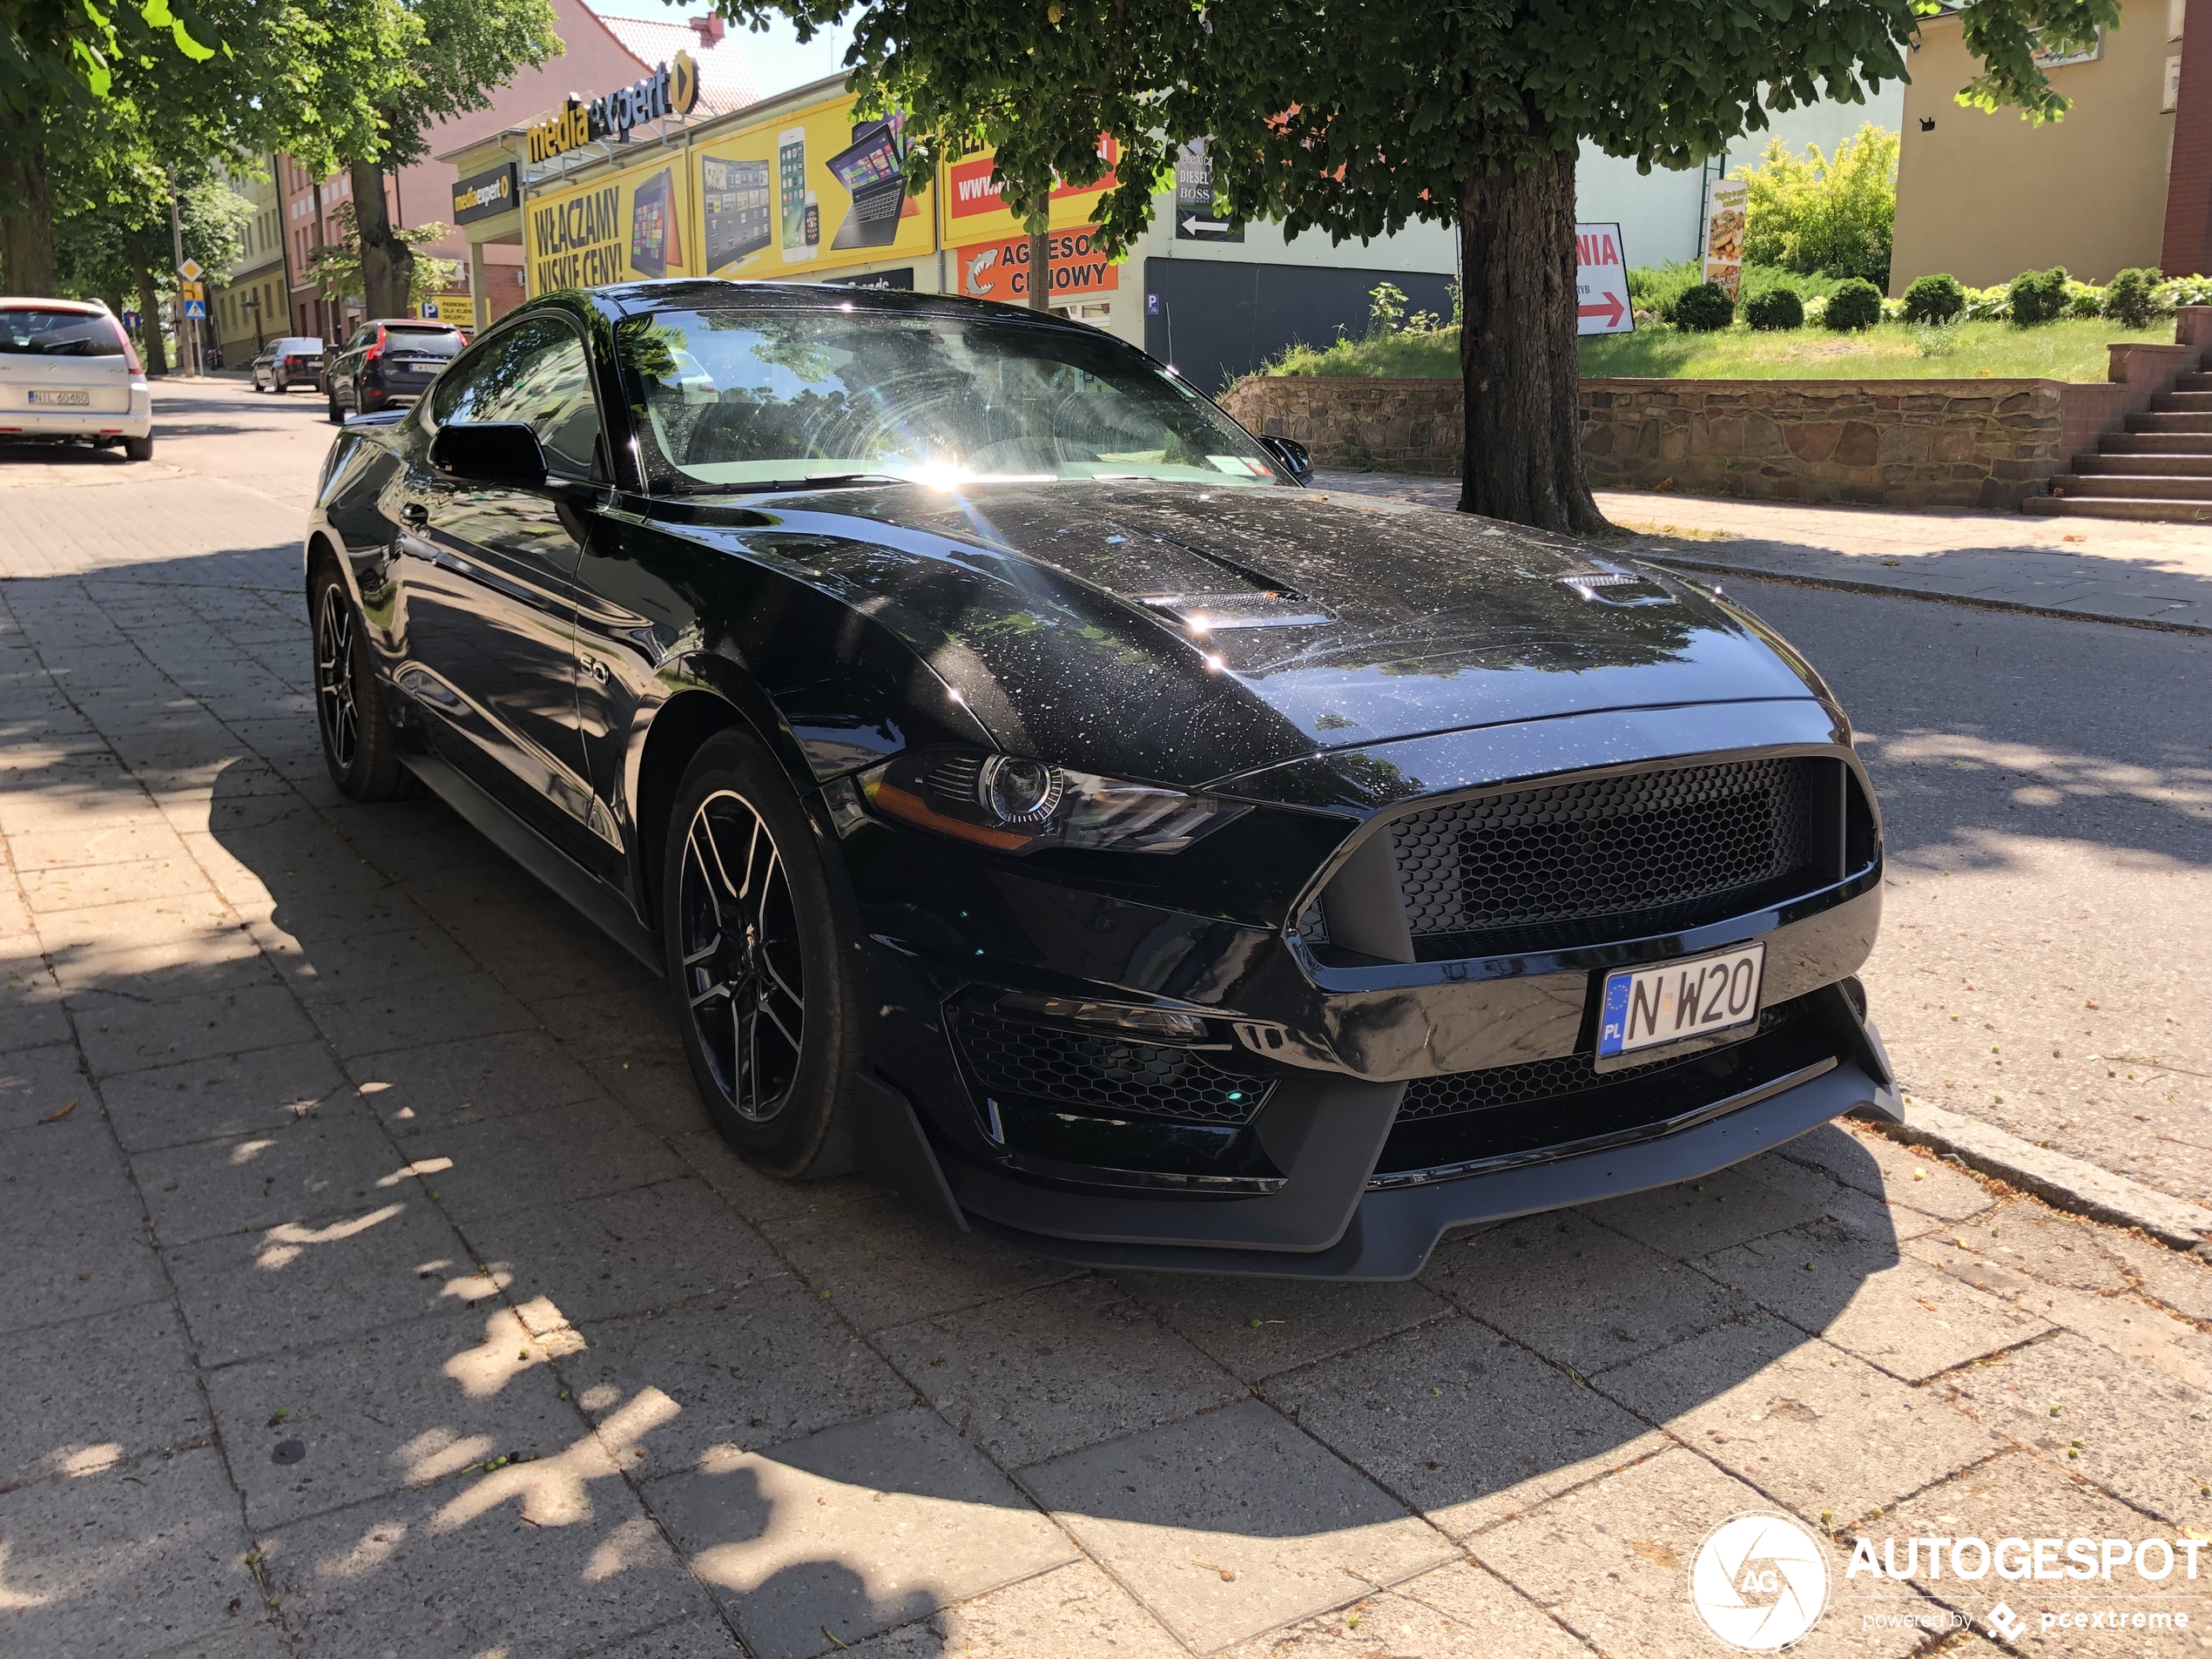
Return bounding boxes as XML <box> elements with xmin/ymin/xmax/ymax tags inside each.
<box><xmin>779</xmin><ymin>129</ymin><xmax>808</xmax><ymax>261</ymax></box>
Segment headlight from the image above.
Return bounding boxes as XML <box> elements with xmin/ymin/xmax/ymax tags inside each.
<box><xmin>860</xmin><ymin>747</ymin><xmax>1249</xmax><ymax>854</ymax></box>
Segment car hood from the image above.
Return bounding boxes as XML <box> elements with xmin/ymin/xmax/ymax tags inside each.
<box><xmin>711</xmin><ymin>482</ymin><xmax>1833</xmax><ymax>791</ymax></box>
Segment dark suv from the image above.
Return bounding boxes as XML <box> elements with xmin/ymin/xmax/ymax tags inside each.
<box><xmin>324</xmin><ymin>320</ymin><xmax>468</xmax><ymax>421</ymax></box>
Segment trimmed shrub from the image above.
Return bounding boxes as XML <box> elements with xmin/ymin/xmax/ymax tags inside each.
<box><xmin>1900</xmin><ymin>273</ymin><xmax>1966</xmax><ymax>325</ymax></box>
<box><xmin>2105</xmin><ymin>266</ymin><xmax>2164</xmax><ymax>327</ymax></box>
<box><xmin>1674</xmin><ymin>281</ymin><xmax>1736</xmax><ymax>332</ymax></box>
<box><xmin>2008</xmin><ymin>266</ymin><xmax>2069</xmax><ymax>325</ymax></box>
<box><xmin>1743</xmin><ymin>287</ymin><xmax>1804</xmax><ymax>331</ymax></box>
<box><xmin>1823</xmin><ymin>277</ymin><xmax>1883</xmax><ymax>331</ymax></box>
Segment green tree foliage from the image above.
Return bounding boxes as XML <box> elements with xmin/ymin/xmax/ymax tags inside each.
<box><xmin>714</xmin><ymin>0</ymin><xmax>2116</xmax><ymax>530</ymax></box>
<box><xmin>1738</xmin><ymin>123</ymin><xmax>1897</xmax><ymax>287</ymax></box>
<box><xmin>1674</xmin><ymin>283</ymin><xmax>1736</xmax><ymax>332</ymax></box>
<box><xmin>305</xmin><ymin>202</ymin><xmax>459</xmax><ymax>311</ymax></box>
<box><xmin>1744</xmin><ymin>287</ymin><xmax>1804</xmax><ymax>330</ymax></box>
<box><xmin>1900</xmin><ymin>272</ymin><xmax>1966</xmax><ymax>322</ymax></box>
<box><xmin>294</xmin><ymin>0</ymin><xmax>557</xmax><ymax>318</ymax></box>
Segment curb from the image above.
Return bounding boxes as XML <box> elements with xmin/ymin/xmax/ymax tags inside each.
<box><xmin>1637</xmin><ymin>551</ymin><xmax>2212</xmax><ymax>637</ymax></box>
<box><xmin>1856</xmin><ymin>1097</ymin><xmax>2212</xmax><ymax>1254</ymax></box>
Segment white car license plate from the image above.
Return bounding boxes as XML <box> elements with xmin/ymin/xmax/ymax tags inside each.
<box><xmin>1597</xmin><ymin>942</ymin><xmax>1766</xmax><ymax>1060</ymax></box>
<box><xmin>30</xmin><ymin>389</ymin><xmax>91</xmax><ymax>407</ymax></box>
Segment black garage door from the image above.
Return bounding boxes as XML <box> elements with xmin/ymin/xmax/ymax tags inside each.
<box><xmin>1139</xmin><ymin>258</ymin><xmax>1457</xmax><ymax>395</ymax></box>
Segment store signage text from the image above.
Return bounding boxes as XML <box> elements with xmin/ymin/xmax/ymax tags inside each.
<box><xmin>528</xmin><ymin>52</ymin><xmax>698</xmax><ymax>163</ymax></box>
<box><xmin>957</xmin><ymin>228</ymin><xmax>1119</xmax><ymax>302</ymax></box>
<box><xmin>532</xmin><ymin>185</ymin><xmax>626</xmax><ymax>290</ymax></box>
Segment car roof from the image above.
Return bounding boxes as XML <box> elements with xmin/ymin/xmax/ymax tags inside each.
<box><xmin>0</xmin><ymin>296</ymin><xmax>109</xmax><ymax>313</ymax></box>
<box><xmin>572</xmin><ymin>278</ymin><xmax>1108</xmax><ymax>336</ymax></box>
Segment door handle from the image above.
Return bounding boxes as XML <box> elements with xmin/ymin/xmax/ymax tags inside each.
<box><xmin>401</xmin><ymin>502</ymin><xmax>428</xmax><ymax>527</ymax></box>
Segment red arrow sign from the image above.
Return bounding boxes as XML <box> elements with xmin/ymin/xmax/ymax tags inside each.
<box><xmin>1578</xmin><ymin>291</ymin><xmax>1625</xmax><ymax>327</ymax></box>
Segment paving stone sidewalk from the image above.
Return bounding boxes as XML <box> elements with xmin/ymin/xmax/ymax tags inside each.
<box><xmin>3</xmin><ymin>391</ymin><xmax>2210</xmax><ymax>1657</ymax></box>
<box><xmin>1312</xmin><ymin>470</ymin><xmax>2212</xmax><ymax>631</ymax></box>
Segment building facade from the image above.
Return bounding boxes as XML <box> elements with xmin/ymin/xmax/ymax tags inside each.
<box><xmin>208</xmin><ymin>164</ymin><xmax>285</xmax><ymax>365</ymax></box>
<box><xmin>1893</xmin><ymin>0</ymin><xmax>2188</xmax><ymax>287</ymax></box>
<box><xmin>446</xmin><ymin>72</ymin><xmax>1462</xmax><ymax>394</ymax></box>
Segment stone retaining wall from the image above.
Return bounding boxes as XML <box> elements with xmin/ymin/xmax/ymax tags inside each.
<box><xmin>1215</xmin><ymin>308</ymin><xmax>2212</xmax><ymax>509</ymax></box>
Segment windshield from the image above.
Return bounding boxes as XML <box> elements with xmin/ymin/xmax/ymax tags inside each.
<box><xmin>616</xmin><ymin>307</ymin><xmax>1287</xmax><ymax>492</ymax></box>
<box><xmin>386</xmin><ymin>327</ymin><xmax>463</xmax><ymax>356</ymax></box>
<box><xmin>0</xmin><ymin>308</ymin><xmax>122</xmax><ymax>357</ymax></box>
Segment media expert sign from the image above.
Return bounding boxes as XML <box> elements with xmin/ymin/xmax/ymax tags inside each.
<box><xmin>530</xmin><ymin>165</ymin><xmax>692</xmax><ymax>292</ymax></box>
<box><xmin>1575</xmin><ymin>222</ymin><xmax>1631</xmax><ymax>335</ymax></box>
<box><xmin>956</xmin><ymin>228</ymin><xmax>1118</xmax><ymax>304</ymax></box>
<box><xmin>452</xmin><ymin>162</ymin><xmax>517</xmax><ymax>226</ymax></box>
<box><xmin>527</xmin><ymin>52</ymin><xmax>698</xmax><ymax>164</ymax></box>
<box><xmin>942</xmin><ymin>137</ymin><xmax>1117</xmax><ymax>245</ymax></box>
<box><xmin>695</xmin><ymin>93</ymin><xmax>931</xmax><ymax>281</ymax></box>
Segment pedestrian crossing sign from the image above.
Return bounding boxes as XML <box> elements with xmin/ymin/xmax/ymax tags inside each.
<box><xmin>183</xmin><ymin>299</ymin><xmax>207</xmax><ymax>320</ymax></box>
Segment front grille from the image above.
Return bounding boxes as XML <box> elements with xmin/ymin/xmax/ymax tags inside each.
<box><xmin>1374</xmin><ymin>994</ymin><xmax>1835</xmax><ymax>1183</ymax></box>
<box><xmin>951</xmin><ymin>1010</ymin><xmax>1271</xmax><ymax>1125</ymax></box>
<box><xmin>1300</xmin><ymin>758</ymin><xmax>1833</xmax><ymax>961</ymax></box>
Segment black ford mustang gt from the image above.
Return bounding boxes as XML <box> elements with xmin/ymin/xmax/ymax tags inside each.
<box><xmin>304</xmin><ymin>279</ymin><xmax>1898</xmax><ymax>1279</ymax></box>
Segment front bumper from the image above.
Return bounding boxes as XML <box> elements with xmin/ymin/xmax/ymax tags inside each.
<box><xmin>947</xmin><ymin>1048</ymin><xmax>1898</xmax><ymax>1279</ymax></box>
<box><xmin>840</xmin><ymin>699</ymin><xmax>1888</xmax><ymax>1278</ymax></box>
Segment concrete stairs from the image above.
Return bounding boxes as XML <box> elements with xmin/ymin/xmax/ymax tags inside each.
<box><xmin>2032</xmin><ymin>368</ymin><xmax>2212</xmax><ymax>522</ymax></box>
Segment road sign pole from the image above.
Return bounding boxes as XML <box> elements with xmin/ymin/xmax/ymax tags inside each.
<box><xmin>166</xmin><ymin>173</ymin><xmax>199</xmax><ymax>377</ymax></box>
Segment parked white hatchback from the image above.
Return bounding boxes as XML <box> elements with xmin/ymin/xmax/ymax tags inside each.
<box><xmin>0</xmin><ymin>298</ymin><xmax>155</xmax><ymax>461</ymax></box>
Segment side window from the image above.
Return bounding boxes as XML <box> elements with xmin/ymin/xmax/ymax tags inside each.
<box><xmin>429</xmin><ymin>318</ymin><xmax>602</xmax><ymax>479</ymax></box>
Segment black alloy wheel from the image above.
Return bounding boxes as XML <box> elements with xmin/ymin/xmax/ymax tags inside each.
<box><xmin>308</xmin><ymin>561</ymin><xmax>415</xmax><ymax>799</ymax></box>
<box><xmin>679</xmin><ymin>790</ymin><xmax>806</xmax><ymax>1122</ymax></box>
<box><xmin>662</xmin><ymin>731</ymin><xmax>859</xmax><ymax>1177</ymax></box>
<box><xmin>314</xmin><ymin>582</ymin><xmax>360</xmax><ymax>772</ymax></box>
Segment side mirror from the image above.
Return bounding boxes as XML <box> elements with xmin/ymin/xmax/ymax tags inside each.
<box><xmin>429</xmin><ymin>421</ymin><xmax>547</xmax><ymax>487</ymax></box>
<box><xmin>1260</xmin><ymin>435</ymin><xmax>1313</xmax><ymax>482</ymax></box>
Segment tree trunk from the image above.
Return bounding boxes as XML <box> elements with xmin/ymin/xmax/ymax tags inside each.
<box><xmin>1028</xmin><ymin>193</ymin><xmax>1052</xmax><ymax>314</ymax></box>
<box><xmin>1456</xmin><ymin>147</ymin><xmax>1608</xmax><ymax>534</ymax></box>
<box><xmin>134</xmin><ymin>263</ymin><xmax>170</xmax><ymax>376</ymax></box>
<box><xmin>351</xmin><ymin>158</ymin><xmax>411</xmax><ymax>319</ymax></box>
<box><xmin>0</xmin><ymin>108</ymin><xmax>57</xmax><ymax>294</ymax></box>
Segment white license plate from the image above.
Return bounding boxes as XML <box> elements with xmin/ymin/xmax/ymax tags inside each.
<box><xmin>1597</xmin><ymin>942</ymin><xmax>1766</xmax><ymax>1060</ymax></box>
<box><xmin>29</xmin><ymin>390</ymin><xmax>91</xmax><ymax>407</ymax></box>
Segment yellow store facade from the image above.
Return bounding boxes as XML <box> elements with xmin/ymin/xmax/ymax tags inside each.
<box><xmin>443</xmin><ymin>72</ymin><xmax>1460</xmax><ymax>388</ymax></box>
<box><xmin>446</xmin><ymin>75</ymin><xmax>1121</xmax><ymax>332</ymax></box>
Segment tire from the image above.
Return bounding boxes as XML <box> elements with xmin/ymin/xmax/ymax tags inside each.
<box><xmin>309</xmin><ymin>557</ymin><xmax>415</xmax><ymax>800</ymax></box>
<box><xmin>662</xmin><ymin>730</ymin><xmax>860</xmax><ymax>1178</ymax></box>
<box><xmin>123</xmin><ymin>435</ymin><xmax>153</xmax><ymax>462</ymax></box>
<box><xmin>327</xmin><ymin>390</ymin><xmax>343</xmax><ymax>425</ymax></box>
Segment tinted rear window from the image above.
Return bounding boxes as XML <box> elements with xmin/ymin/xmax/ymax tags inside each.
<box><xmin>277</xmin><ymin>339</ymin><xmax>324</xmax><ymax>353</ymax></box>
<box><xmin>0</xmin><ymin>309</ymin><xmax>122</xmax><ymax>356</ymax></box>
<box><xmin>384</xmin><ymin>327</ymin><xmax>463</xmax><ymax>357</ymax></box>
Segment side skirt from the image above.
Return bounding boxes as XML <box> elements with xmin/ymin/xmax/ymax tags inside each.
<box><xmin>400</xmin><ymin>748</ymin><xmax>662</xmax><ymax>976</ymax></box>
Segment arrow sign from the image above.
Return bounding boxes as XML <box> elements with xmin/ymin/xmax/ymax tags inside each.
<box><xmin>1575</xmin><ymin>222</ymin><xmax>1634</xmax><ymax>336</ymax></box>
<box><xmin>1181</xmin><ymin>215</ymin><xmax>1233</xmax><ymax>234</ymax></box>
<box><xmin>1578</xmin><ymin>291</ymin><xmax>1625</xmax><ymax>328</ymax></box>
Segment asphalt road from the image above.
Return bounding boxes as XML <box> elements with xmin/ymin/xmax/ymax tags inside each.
<box><xmin>3</xmin><ymin>379</ymin><xmax>2208</xmax><ymax>1659</ymax></box>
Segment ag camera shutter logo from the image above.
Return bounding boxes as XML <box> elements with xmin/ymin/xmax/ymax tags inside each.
<box><xmin>1690</xmin><ymin>1511</ymin><xmax>1831</xmax><ymax>1650</ymax></box>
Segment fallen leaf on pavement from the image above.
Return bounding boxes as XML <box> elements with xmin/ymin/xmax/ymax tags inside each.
<box><xmin>38</xmin><ymin>1097</ymin><xmax>79</xmax><ymax>1123</ymax></box>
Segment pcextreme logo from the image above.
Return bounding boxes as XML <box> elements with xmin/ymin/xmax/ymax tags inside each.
<box><xmin>1690</xmin><ymin>1512</ymin><xmax>1831</xmax><ymax>1651</ymax></box>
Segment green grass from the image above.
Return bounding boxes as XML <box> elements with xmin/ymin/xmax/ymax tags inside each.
<box><xmin>1254</xmin><ymin>317</ymin><xmax>2170</xmax><ymax>383</ymax></box>
<box><xmin>1579</xmin><ymin>318</ymin><xmax>2170</xmax><ymax>381</ymax></box>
